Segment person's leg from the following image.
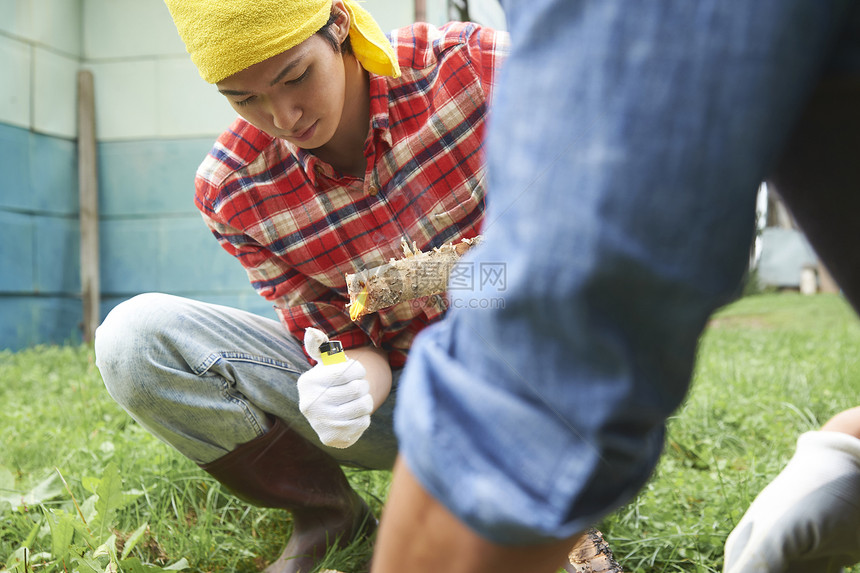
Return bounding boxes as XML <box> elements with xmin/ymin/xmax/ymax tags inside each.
<box><xmin>199</xmin><ymin>415</ymin><xmax>378</xmax><ymax>573</ymax></box>
<box><xmin>95</xmin><ymin>292</ymin><xmax>397</xmax><ymax>467</ymax></box>
<box><xmin>95</xmin><ymin>293</ymin><xmax>397</xmax><ymax>572</ymax></box>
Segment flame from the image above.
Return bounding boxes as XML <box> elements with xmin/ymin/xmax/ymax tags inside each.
<box><xmin>349</xmin><ymin>284</ymin><xmax>368</xmax><ymax>321</ymax></box>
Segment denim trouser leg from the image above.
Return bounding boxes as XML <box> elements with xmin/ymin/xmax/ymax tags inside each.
<box><xmin>395</xmin><ymin>0</ymin><xmax>859</xmax><ymax>544</ymax></box>
<box><xmin>95</xmin><ymin>293</ymin><xmax>397</xmax><ymax>469</ymax></box>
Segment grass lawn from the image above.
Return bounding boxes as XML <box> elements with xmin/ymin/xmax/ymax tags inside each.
<box><xmin>1</xmin><ymin>292</ymin><xmax>858</xmax><ymax>572</ymax></box>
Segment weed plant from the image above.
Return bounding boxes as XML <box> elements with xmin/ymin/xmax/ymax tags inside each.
<box><xmin>1</xmin><ymin>293</ymin><xmax>858</xmax><ymax>572</ymax></box>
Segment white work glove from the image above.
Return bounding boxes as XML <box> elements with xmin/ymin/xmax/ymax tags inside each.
<box><xmin>723</xmin><ymin>430</ymin><xmax>860</xmax><ymax>573</ymax></box>
<box><xmin>297</xmin><ymin>328</ymin><xmax>373</xmax><ymax>449</ymax></box>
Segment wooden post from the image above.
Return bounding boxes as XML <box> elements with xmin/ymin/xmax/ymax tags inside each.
<box><xmin>414</xmin><ymin>0</ymin><xmax>426</xmax><ymax>21</ymax></box>
<box><xmin>78</xmin><ymin>70</ymin><xmax>100</xmax><ymax>343</ymax></box>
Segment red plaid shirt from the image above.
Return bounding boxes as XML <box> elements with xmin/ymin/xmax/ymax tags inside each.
<box><xmin>195</xmin><ymin>22</ymin><xmax>509</xmax><ymax>368</ymax></box>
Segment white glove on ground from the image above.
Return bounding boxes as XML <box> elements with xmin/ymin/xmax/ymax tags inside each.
<box><xmin>297</xmin><ymin>328</ymin><xmax>373</xmax><ymax>449</ymax></box>
<box><xmin>723</xmin><ymin>430</ymin><xmax>860</xmax><ymax>573</ymax></box>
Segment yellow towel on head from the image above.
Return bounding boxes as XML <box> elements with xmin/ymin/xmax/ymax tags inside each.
<box><xmin>341</xmin><ymin>1</ymin><xmax>400</xmax><ymax>78</ymax></box>
<box><xmin>164</xmin><ymin>0</ymin><xmax>401</xmax><ymax>84</ymax></box>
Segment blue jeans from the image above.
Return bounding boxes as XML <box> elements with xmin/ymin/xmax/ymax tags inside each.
<box><xmin>95</xmin><ymin>293</ymin><xmax>398</xmax><ymax>469</ymax></box>
<box><xmin>395</xmin><ymin>0</ymin><xmax>860</xmax><ymax>544</ymax></box>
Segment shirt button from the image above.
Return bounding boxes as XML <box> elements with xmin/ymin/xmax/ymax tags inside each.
<box><xmin>314</xmin><ymin>164</ymin><xmax>325</xmax><ymax>175</ymax></box>
<box><xmin>367</xmin><ymin>185</ymin><xmax>379</xmax><ymax>196</ymax></box>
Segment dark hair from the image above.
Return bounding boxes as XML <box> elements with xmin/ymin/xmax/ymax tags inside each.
<box><xmin>316</xmin><ymin>10</ymin><xmax>353</xmax><ymax>54</ymax></box>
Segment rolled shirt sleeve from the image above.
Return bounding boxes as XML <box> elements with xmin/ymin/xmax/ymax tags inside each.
<box><xmin>394</xmin><ymin>0</ymin><xmax>846</xmax><ymax>544</ymax></box>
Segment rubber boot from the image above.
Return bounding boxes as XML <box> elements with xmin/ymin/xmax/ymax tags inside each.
<box><xmin>199</xmin><ymin>417</ymin><xmax>377</xmax><ymax>573</ymax></box>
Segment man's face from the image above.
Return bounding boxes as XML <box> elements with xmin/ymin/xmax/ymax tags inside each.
<box><xmin>216</xmin><ymin>34</ymin><xmax>347</xmax><ymax>150</ymax></box>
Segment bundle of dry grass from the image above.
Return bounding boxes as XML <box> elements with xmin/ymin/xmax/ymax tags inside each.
<box><xmin>345</xmin><ymin>236</ymin><xmax>483</xmax><ymax>320</ymax></box>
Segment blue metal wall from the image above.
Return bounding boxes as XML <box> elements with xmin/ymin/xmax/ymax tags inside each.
<box><xmin>0</xmin><ymin>121</ymin><xmax>276</xmax><ymax>351</ymax></box>
<box><xmin>0</xmin><ymin>124</ymin><xmax>82</xmax><ymax>349</ymax></box>
<box><xmin>96</xmin><ymin>137</ymin><xmax>275</xmax><ymax>324</ymax></box>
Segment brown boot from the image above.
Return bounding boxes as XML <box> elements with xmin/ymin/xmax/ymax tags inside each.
<box><xmin>199</xmin><ymin>417</ymin><xmax>377</xmax><ymax>573</ymax></box>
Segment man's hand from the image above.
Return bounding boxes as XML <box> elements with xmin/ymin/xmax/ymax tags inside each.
<box><xmin>723</xmin><ymin>430</ymin><xmax>860</xmax><ymax>573</ymax></box>
<box><xmin>297</xmin><ymin>328</ymin><xmax>373</xmax><ymax>449</ymax></box>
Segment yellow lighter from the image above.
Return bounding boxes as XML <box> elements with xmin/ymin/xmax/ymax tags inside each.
<box><xmin>319</xmin><ymin>340</ymin><xmax>347</xmax><ymax>365</ymax></box>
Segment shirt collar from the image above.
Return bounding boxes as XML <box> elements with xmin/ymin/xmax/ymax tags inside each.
<box><xmin>289</xmin><ymin>72</ymin><xmax>393</xmax><ymax>184</ymax></box>
<box><xmin>368</xmin><ymin>72</ymin><xmax>392</xmax><ymax>147</ymax></box>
